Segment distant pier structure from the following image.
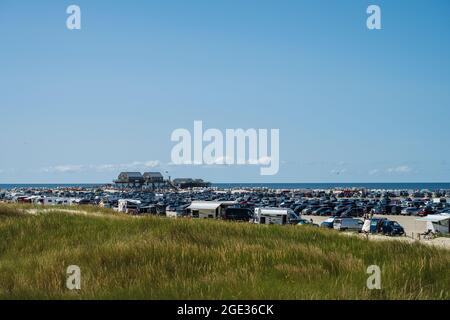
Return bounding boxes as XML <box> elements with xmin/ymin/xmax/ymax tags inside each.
<box><xmin>114</xmin><ymin>172</ymin><xmax>210</xmax><ymax>190</ymax></box>
<box><xmin>114</xmin><ymin>172</ymin><xmax>164</xmax><ymax>190</ymax></box>
<box><xmin>172</xmin><ymin>178</ymin><xmax>211</xmax><ymax>189</ymax></box>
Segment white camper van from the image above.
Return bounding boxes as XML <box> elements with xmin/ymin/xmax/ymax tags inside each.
<box><xmin>187</xmin><ymin>201</ymin><xmax>237</xmax><ymax>219</ymax></box>
<box><xmin>253</xmin><ymin>207</ymin><xmax>299</xmax><ymax>225</ymax></box>
<box><xmin>117</xmin><ymin>199</ymin><xmax>141</xmax><ymax>214</ymax></box>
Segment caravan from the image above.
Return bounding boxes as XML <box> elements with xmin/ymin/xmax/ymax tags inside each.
<box><xmin>187</xmin><ymin>201</ymin><xmax>237</xmax><ymax>219</ymax></box>
<box><xmin>253</xmin><ymin>207</ymin><xmax>300</xmax><ymax>225</ymax></box>
<box><xmin>117</xmin><ymin>199</ymin><xmax>141</xmax><ymax>214</ymax></box>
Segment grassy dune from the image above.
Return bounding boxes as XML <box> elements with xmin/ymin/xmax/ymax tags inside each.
<box><xmin>0</xmin><ymin>203</ymin><xmax>449</xmax><ymax>299</ymax></box>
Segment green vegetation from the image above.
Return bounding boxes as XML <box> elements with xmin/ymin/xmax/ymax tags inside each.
<box><xmin>0</xmin><ymin>203</ymin><xmax>448</xmax><ymax>299</ymax></box>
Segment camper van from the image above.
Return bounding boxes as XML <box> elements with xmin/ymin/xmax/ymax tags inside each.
<box><xmin>187</xmin><ymin>201</ymin><xmax>237</xmax><ymax>219</ymax></box>
<box><xmin>333</xmin><ymin>217</ymin><xmax>364</xmax><ymax>232</ymax></box>
<box><xmin>117</xmin><ymin>199</ymin><xmax>141</xmax><ymax>214</ymax></box>
<box><xmin>253</xmin><ymin>207</ymin><xmax>300</xmax><ymax>225</ymax></box>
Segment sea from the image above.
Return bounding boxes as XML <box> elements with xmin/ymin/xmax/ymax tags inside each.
<box><xmin>1</xmin><ymin>183</ymin><xmax>450</xmax><ymax>191</ymax></box>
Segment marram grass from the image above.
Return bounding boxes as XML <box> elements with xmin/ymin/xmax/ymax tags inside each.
<box><xmin>0</xmin><ymin>204</ymin><xmax>448</xmax><ymax>299</ymax></box>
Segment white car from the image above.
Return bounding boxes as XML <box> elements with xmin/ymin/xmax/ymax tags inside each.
<box><xmin>400</xmin><ymin>207</ymin><xmax>421</xmax><ymax>216</ymax></box>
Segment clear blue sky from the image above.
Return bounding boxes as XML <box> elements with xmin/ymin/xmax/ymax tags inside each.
<box><xmin>1</xmin><ymin>0</ymin><xmax>449</xmax><ymax>183</ymax></box>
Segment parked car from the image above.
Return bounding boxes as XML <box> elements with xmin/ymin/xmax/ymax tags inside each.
<box><xmin>302</xmin><ymin>206</ymin><xmax>319</xmax><ymax>215</ymax></box>
<box><xmin>371</xmin><ymin>205</ymin><xmax>385</xmax><ymax>215</ymax></box>
<box><xmin>320</xmin><ymin>217</ymin><xmax>337</xmax><ymax>228</ymax></box>
<box><xmin>383</xmin><ymin>205</ymin><xmax>402</xmax><ymax>215</ymax></box>
<box><xmin>223</xmin><ymin>207</ymin><xmax>253</xmax><ymax>221</ymax></box>
<box><xmin>293</xmin><ymin>204</ymin><xmax>307</xmax><ymax>214</ymax></box>
<box><xmin>333</xmin><ymin>218</ymin><xmax>364</xmax><ymax>232</ymax></box>
<box><xmin>418</xmin><ymin>206</ymin><xmax>434</xmax><ymax>217</ymax></box>
<box><xmin>340</xmin><ymin>207</ymin><xmax>364</xmax><ymax>217</ymax></box>
<box><xmin>297</xmin><ymin>219</ymin><xmax>319</xmax><ymax>227</ymax></box>
<box><xmin>400</xmin><ymin>207</ymin><xmax>421</xmax><ymax>216</ymax></box>
<box><xmin>313</xmin><ymin>207</ymin><xmax>334</xmax><ymax>216</ymax></box>
<box><xmin>370</xmin><ymin>218</ymin><xmax>405</xmax><ymax>236</ymax></box>
<box><xmin>382</xmin><ymin>220</ymin><xmax>405</xmax><ymax>236</ymax></box>
<box><xmin>312</xmin><ymin>207</ymin><xmax>328</xmax><ymax>215</ymax></box>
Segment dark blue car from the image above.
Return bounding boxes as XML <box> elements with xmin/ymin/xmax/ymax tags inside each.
<box><xmin>370</xmin><ymin>218</ymin><xmax>405</xmax><ymax>236</ymax></box>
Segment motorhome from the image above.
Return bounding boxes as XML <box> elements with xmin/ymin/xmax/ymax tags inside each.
<box><xmin>31</xmin><ymin>196</ymin><xmax>75</xmax><ymax>206</ymax></box>
<box><xmin>187</xmin><ymin>201</ymin><xmax>237</xmax><ymax>219</ymax></box>
<box><xmin>253</xmin><ymin>207</ymin><xmax>300</xmax><ymax>225</ymax></box>
<box><xmin>117</xmin><ymin>199</ymin><xmax>141</xmax><ymax>214</ymax></box>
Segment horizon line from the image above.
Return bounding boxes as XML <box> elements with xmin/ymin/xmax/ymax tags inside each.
<box><xmin>2</xmin><ymin>182</ymin><xmax>450</xmax><ymax>185</ymax></box>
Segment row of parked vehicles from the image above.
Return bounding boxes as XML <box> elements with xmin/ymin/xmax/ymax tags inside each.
<box><xmin>320</xmin><ymin>217</ymin><xmax>405</xmax><ymax>235</ymax></box>
<box><xmin>295</xmin><ymin>198</ymin><xmax>449</xmax><ymax>218</ymax></box>
<box><xmin>221</xmin><ymin>206</ymin><xmax>405</xmax><ymax>236</ymax></box>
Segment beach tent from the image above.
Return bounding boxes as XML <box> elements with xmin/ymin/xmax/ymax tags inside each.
<box><xmin>416</xmin><ymin>214</ymin><xmax>450</xmax><ymax>234</ymax></box>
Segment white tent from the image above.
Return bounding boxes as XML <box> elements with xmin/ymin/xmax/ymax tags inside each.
<box><xmin>417</xmin><ymin>214</ymin><xmax>450</xmax><ymax>234</ymax></box>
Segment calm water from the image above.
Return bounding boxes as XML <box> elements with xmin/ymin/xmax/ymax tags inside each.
<box><xmin>0</xmin><ymin>184</ymin><xmax>103</xmax><ymax>190</ymax></box>
<box><xmin>214</xmin><ymin>183</ymin><xmax>450</xmax><ymax>190</ymax></box>
<box><xmin>1</xmin><ymin>183</ymin><xmax>450</xmax><ymax>191</ymax></box>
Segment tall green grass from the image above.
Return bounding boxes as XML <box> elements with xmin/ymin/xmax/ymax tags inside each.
<box><xmin>0</xmin><ymin>204</ymin><xmax>448</xmax><ymax>299</ymax></box>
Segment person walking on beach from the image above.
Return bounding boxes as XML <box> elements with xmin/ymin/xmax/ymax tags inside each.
<box><xmin>362</xmin><ymin>213</ymin><xmax>371</xmax><ymax>239</ymax></box>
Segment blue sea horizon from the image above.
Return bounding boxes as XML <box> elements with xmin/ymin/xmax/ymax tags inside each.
<box><xmin>1</xmin><ymin>182</ymin><xmax>450</xmax><ymax>191</ymax></box>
